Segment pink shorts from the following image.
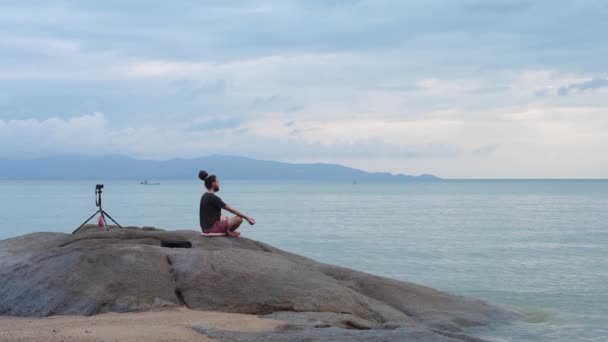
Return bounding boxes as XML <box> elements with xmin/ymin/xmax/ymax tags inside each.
<box><xmin>202</xmin><ymin>220</ymin><xmax>230</xmax><ymax>236</ymax></box>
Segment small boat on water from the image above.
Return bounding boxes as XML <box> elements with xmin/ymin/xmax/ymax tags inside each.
<box><xmin>139</xmin><ymin>180</ymin><xmax>160</xmax><ymax>185</ymax></box>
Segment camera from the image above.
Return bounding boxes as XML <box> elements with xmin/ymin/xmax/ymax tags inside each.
<box><xmin>73</xmin><ymin>183</ymin><xmax>122</xmax><ymax>234</ymax></box>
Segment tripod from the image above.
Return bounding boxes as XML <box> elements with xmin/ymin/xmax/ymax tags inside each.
<box><xmin>73</xmin><ymin>184</ymin><xmax>122</xmax><ymax>234</ymax></box>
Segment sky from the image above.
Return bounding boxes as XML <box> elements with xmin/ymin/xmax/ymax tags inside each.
<box><xmin>1</xmin><ymin>0</ymin><xmax>607</xmax><ymax>178</ymax></box>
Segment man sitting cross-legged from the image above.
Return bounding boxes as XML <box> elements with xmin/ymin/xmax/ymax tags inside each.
<box><xmin>198</xmin><ymin>170</ymin><xmax>256</xmax><ymax>237</ymax></box>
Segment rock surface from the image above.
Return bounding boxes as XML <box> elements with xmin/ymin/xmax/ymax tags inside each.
<box><xmin>0</xmin><ymin>226</ymin><xmax>517</xmax><ymax>340</ymax></box>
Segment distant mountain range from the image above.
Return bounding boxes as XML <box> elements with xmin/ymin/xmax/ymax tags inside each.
<box><xmin>0</xmin><ymin>155</ymin><xmax>440</xmax><ymax>180</ymax></box>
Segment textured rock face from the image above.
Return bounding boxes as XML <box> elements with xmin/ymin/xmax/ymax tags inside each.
<box><xmin>0</xmin><ymin>226</ymin><xmax>515</xmax><ymax>334</ymax></box>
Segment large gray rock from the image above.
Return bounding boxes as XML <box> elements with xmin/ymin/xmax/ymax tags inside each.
<box><xmin>0</xmin><ymin>226</ymin><xmax>516</xmax><ymax>337</ymax></box>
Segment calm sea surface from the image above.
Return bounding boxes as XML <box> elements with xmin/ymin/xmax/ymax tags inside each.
<box><xmin>1</xmin><ymin>179</ymin><xmax>607</xmax><ymax>341</ymax></box>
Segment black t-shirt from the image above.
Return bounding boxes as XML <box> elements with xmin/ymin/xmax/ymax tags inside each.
<box><xmin>199</xmin><ymin>192</ymin><xmax>227</xmax><ymax>230</ymax></box>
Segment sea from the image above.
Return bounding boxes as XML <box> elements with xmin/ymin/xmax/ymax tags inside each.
<box><xmin>0</xmin><ymin>179</ymin><xmax>606</xmax><ymax>341</ymax></box>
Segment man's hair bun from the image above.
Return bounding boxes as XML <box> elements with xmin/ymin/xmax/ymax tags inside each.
<box><xmin>198</xmin><ymin>170</ymin><xmax>209</xmax><ymax>180</ymax></box>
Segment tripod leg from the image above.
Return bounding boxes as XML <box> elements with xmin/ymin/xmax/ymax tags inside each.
<box><xmin>102</xmin><ymin>210</ymin><xmax>123</xmax><ymax>228</ymax></box>
<box><xmin>73</xmin><ymin>210</ymin><xmax>101</xmax><ymax>234</ymax></box>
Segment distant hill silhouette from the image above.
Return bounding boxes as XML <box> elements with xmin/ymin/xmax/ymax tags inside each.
<box><xmin>0</xmin><ymin>155</ymin><xmax>440</xmax><ymax>180</ymax></box>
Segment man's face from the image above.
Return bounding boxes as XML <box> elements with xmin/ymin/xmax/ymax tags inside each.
<box><xmin>213</xmin><ymin>179</ymin><xmax>220</xmax><ymax>192</ymax></box>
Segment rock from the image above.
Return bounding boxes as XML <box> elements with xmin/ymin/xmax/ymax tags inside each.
<box><xmin>192</xmin><ymin>324</ymin><xmax>477</xmax><ymax>342</ymax></box>
<box><xmin>262</xmin><ymin>311</ymin><xmax>378</xmax><ymax>330</ymax></box>
<box><xmin>0</xmin><ymin>225</ymin><xmax>517</xmax><ymax>338</ymax></box>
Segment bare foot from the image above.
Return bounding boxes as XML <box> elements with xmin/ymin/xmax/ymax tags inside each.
<box><xmin>227</xmin><ymin>231</ymin><xmax>240</xmax><ymax>237</ymax></box>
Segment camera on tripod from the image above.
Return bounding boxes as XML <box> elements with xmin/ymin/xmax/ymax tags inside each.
<box><xmin>73</xmin><ymin>183</ymin><xmax>122</xmax><ymax>234</ymax></box>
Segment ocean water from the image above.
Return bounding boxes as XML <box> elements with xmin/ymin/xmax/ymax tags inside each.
<box><xmin>1</xmin><ymin>179</ymin><xmax>607</xmax><ymax>341</ymax></box>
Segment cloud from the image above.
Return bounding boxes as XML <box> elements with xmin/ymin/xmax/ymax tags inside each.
<box><xmin>472</xmin><ymin>144</ymin><xmax>500</xmax><ymax>156</ymax></box>
<box><xmin>557</xmin><ymin>77</ymin><xmax>608</xmax><ymax>96</ymax></box>
<box><xmin>126</xmin><ymin>61</ymin><xmax>212</xmax><ymax>76</ymax></box>
<box><xmin>1</xmin><ymin>1</ymin><xmax>608</xmax><ymax>177</ymax></box>
<box><xmin>464</xmin><ymin>1</ymin><xmax>531</xmax><ymax>14</ymax></box>
<box><xmin>0</xmin><ymin>113</ymin><xmax>484</xmax><ymax>161</ymax></box>
<box><xmin>0</xmin><ymin>113</ymin><xmax>110</xmax><ymax>158</ymax></box>
<box><xmin>186</xmin><ymin>116</ymin><xmax>242</xmax><ymax>132</ymax></box>
<box><xmin>2</xmin><ymin>106</ymin><xmax>608</xmax><ymax>178</ymax></box>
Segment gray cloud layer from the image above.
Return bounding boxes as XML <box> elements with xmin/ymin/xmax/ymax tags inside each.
<box><xmin>1</xmin><ymin>1</ymin><xmax>608</xmax><ymax>177</ymax></box>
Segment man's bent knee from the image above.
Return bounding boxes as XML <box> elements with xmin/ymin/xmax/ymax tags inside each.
<box><xmin>228</xmin><ymin>216</ymin><xmax>243</xmax><ymax>232</ymax></box>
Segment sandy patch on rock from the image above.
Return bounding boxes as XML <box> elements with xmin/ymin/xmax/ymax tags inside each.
<box><xmin>0</xmin><ymin>307</ymin><xmax>283</xmax><ymax>342</ymax></box>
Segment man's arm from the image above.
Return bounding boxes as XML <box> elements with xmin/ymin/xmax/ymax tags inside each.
<box><xmin>224</xmin><ymin>205</ymin><xmax>256</xmax><ymax>225</ymax></box>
